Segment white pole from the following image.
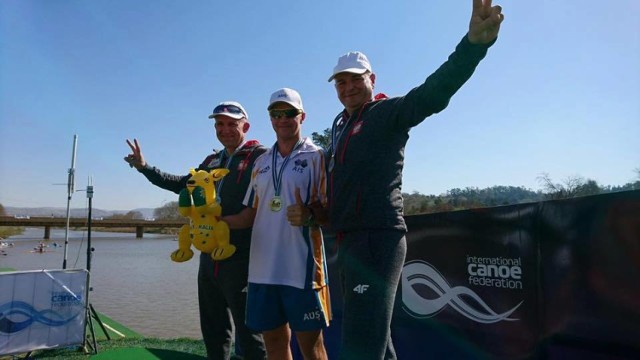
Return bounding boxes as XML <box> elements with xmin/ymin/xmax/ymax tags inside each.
<box><xmin>62</xmin><ymin>134</ymin><xmax>78</xmax><ymax>269</ymax></box>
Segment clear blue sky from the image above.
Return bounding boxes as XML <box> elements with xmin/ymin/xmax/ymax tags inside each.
<box><xmin>1</xmin><ymin>1</ymin><xmax>638</xmax><ymax>211</ymax></box>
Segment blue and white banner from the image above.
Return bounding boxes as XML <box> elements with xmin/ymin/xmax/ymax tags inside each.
<box><xmin>0</xmin><ymin>269</ymin><xmax>88</xmax><ymax>356</ymax></box>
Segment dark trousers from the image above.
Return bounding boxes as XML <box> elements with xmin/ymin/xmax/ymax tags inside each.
<box><xmin>198</xmin><ymin>252</ymin><xmax>266</xmax><ymax>360</ymax></box>
<box><xmin>337</xmin><ymin>230</ymin><xmax>407</xmax><ymax>360</ymax></box>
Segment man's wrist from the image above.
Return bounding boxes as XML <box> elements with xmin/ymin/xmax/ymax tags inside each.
<box><xmin>303</xmin><ymin>207</ymin><xmax>316</xmax><ymax>227</ymax></box>
<box><xmin>136</xmin><ymin>163</ymin><xmax>150</xmax><ymax>173</ymax></box>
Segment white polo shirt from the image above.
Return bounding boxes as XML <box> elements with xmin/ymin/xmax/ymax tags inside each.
<box><xmin>244</xmin><ymin>137</ymin><xmax>328</xmax><ymax>290</ymax></box>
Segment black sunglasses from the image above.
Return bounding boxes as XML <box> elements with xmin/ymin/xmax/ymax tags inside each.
<box><xmin>269</xmin><ymin>109</ymin><xmax>302</xmax><ymax>119</ymax></box>
<box><xmin>213</xmin><ymin>104</ymin><xmax>245</xmax><ymax>116</ymax></box>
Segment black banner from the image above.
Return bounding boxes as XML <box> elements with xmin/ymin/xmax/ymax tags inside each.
<box><xmin>395</xmin><ymin>203</ymin><xmax>539</xmax><ymax>359</ymax></box>
<box><xmin>293</xmin><ymin>190</ymin><xmax>640</xmax><ymax>359</ymax></box>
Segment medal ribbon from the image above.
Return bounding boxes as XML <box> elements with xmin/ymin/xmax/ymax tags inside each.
<box><xmin>329</xmin><ymin>103</ymin><xmax>366</xmax><ymax>171</ymax></box>
<box><xmin>271</xmin><ymin>138</ymin><xmax>305</xmax><ymax>197</ymax></box>
<box><xmin>330</xmin><ymin>113</ymin><xmax>348</xmax><ymax>160</ymax></box>
<box><xmin>215</xmin><ymin>140</ymin><xmax>247</xmax><ymax>203</ymax></box>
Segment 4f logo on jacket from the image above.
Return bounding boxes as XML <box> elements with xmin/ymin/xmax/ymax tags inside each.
<box><xmin>353</xmin><ymin>284</ymin><xmax>369</xmax><ymax>294</ymax></box>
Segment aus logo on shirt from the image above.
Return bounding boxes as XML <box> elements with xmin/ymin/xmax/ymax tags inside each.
<box><xmin>303</xmin><ymin>309</ymin><xmax>322</xmax><ymax>321</ymax></box>
<box><xmin>292</xmin><ymin>159</ymin><xmax>308</xmax><ymax>174</ymax></box>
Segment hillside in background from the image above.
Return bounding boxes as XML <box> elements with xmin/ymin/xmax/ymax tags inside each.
<box><xmin>3</xmin><ymin>172</ymin><xmax>637</xmax><ymax>219</ymax></box>
<box><xmin>5</xmin><ymin>206</ymin><xmax>155</xmax><ymax>219</ymax></box>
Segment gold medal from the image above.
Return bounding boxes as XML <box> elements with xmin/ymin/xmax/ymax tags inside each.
<box><xmin>269</xmin><ymin>139</ymin><xmax>303</xmax><ymax>213</ymax></box>
<box><xmin>270</xmin><ymin>196</ymin><xmax>282</xmax><ymax>212</ymax></box>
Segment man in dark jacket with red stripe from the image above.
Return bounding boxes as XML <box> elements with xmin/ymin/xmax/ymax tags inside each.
<box><xmin>326</xmin><ymin>1</ymin><xmax>505</xmax><ymax>359</ymax></box>
<box><xmin>125</xmin><ymin>101</ymin><xmax>266</xmax><ymax>360</ymax></box>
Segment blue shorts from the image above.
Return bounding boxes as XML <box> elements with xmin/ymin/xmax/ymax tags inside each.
<box><xmin>246</xmin><ymin>283</ymin><xmax>330</xmax><ymax>332</ymax></box>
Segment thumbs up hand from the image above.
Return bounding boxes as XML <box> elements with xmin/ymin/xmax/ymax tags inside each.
<box><xmin>287</xmin><ymin>188</ymin><xmax>311</xmax><ymax>226</ymax></box>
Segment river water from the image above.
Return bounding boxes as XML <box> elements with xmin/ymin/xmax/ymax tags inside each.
<box><xmin>0</xmin><ymin>228</ymin><xmax>201</xmax><ymax>339</ymax></box>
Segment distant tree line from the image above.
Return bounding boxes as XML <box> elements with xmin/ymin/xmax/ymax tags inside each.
<box><xmin>143</xmin><ymin>127</ymin><xmax>640</xmax><ymax>219</ymax></box>
<box><xmin>402</xmin><ymin>171</ymin><xmax>639</xmax><ymax>215</ymax></box>
<box><xmin>153</xmin><ymin>201</ymin><xmax>181</xmax><ymax>220</ymax></box>
<box><xmin>1</xmin><ymin>173</ymin><xmax>638</xmax><ymax>221</ymax></box>
<box><xmin>0</xmin><ymin>203</ymin><xmax>24</xmax><ymax>238</ymax></box>
<box><xmin>4</xmin><ymin>131</ymin><xmax>638</xmax><ymax>220</ymax></box>
<box><xmin>145</xmin><ymin>173</ymin><xmax>639</xmax><ymax>219</ymax></box>
<box><xmin>104</xmin><ymin>210</ymin><xmax>144</xmax><ymax>220</ymax></box>
<box><xmin>1</xmin><ymin>171</ymin><xmax>637</xmax><ymax>222</ymax></box>
<box><xmin>403</xmin><ymin>185</ymin><xmax>542</xmax><ymax>214</ymax></box>
<box><xmin>536</xmin><ymin>172</ymin><xmax>640</xmax><ymax>200</ymax></box>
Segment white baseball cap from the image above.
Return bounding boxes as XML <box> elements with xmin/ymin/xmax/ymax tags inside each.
<box><xmin>268</xmin><ymin>88</ymin><xmax>304</xmax><ymax>111</ymax></box>
<box><xmin>208</xmin><ymin>101</ymin><xmax>249</xmax><ymax>120</ymax></box>
<box><xmin>328</xmin><ymin>51</ymin><xmax>372</xmax><ymax>82</ymax></box>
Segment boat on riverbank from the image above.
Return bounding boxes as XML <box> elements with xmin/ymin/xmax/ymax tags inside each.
<box><xmin>0</xmin><ymin>240</ymin><xmax>15</xmax><ymax>248</ymax></box>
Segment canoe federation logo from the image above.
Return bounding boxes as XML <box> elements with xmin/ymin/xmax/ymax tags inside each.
<box><xmin>401</xmin><ymin>260</ymin><xmax>523</xmax><ymax>324</ymax></box>
<box><xmin>0</xmin><ymin>300</ymin><xmax>81</xmax><ymax>334</ymax></box>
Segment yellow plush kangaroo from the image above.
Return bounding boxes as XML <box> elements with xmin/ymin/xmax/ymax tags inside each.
<box><xmin>171</xmin><ymin>168</ymin><xmax>236</xmax><ymax>262</ymax></box>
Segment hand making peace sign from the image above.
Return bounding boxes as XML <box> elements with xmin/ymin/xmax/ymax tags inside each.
<box><xmin>124</xmin><ymin>138</ymin><xmax>147</xmax><ymax>170</ymax></box>
<box><xmin>468</xmin><ymin>0</ymin><xmax>504</xmax><ymax>44</ymax></box>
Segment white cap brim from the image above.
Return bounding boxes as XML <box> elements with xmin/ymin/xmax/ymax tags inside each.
<box><xmin>208</xmin><ymin>101</ymin><xmax>248</xmax><ymax>120</ymax></box>
<box><xmin>267</xmin><ymin>100</ymin><xmax>303</xmax><ymax>111</ymax></box>
<box><xmin>328</xmin><ymin>68</ymin><xmax>369</xmax><ymax>82</ymax></box>
<box><xmin>208</xmin><ymin>113</ymin><xmax>245</xmax><ymax>120</ymax></box>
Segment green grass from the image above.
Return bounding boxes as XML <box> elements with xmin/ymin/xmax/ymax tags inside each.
<box><xmin>23</xmin><ymin>338</ymin><xmax>208</xmax><ymax>359</ymax></box>
<box><xmin>89</xmin><ymin>311</ymin><xmax>143</xmax><ymax>340</ymax></box>
<box><xmin>0</xmin><ymin>226</ymin><xmax>23</xmax><ymax>239</ymax></box>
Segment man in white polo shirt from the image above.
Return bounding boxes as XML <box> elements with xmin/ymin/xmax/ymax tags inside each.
<box><xmin>224</xmin><ymin>88</ymin><xmax>331</xmax><ymax>360</ymax></box>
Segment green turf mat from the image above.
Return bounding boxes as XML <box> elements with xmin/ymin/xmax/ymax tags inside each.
<box><xmin>90</xmin><ymin>347</ymin><xmax>206</xmax><ymax>359</ymax></box>
<box><xmin>90</xmin><ymin>311</ymin><xmax>143</xmax><ymax>340</ymax></box>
